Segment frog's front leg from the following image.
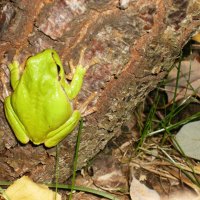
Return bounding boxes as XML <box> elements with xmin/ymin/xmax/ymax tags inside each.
<box><xmin>0</xmin><ymin>70</ymin><xmax>9</xmax><ymax>102</ymax></box>
<box><xmin>8</xmin><ymin>61</ymin><xmax>21</xmax><ymax>90</ymax></box>
<box><xmin>62</xmin><ymin>48</ymin><xmax>89</xmax><ymax>100</ymax></box>
<box><xmin>64</xmin><ymin>64</ymin><xmax>86</xmax><ymax>100</ymax></box>
<box><xmin>1</xmin><ymin>61</ymin><xmax>20</xmax><ymax>102</ymax></box>
<box><xmin>45</xmin><ymin>110</ymin><xmax>81</xmax><ymax>147</ymax></box>
<box><xmin>4</xmin><ymin>96</ymin><xmax>29</xmax><ymax>143</ymax></box>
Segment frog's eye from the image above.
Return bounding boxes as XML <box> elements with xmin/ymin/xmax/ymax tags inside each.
<box><xmin>51</xmin><ymin>51</ymin><xmax>61</xmax><ymax>80</ymax></box>
<box><xmin>56</xmin><ymin>64</ymin><xmax>60</xmax><ymax>73</ymax></box>
<box><xmin>56</xmin><ymin>64</ymin><xmax>61</xmax><ymax>81</ymax></box>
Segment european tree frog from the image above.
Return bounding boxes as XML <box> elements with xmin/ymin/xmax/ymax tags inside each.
<box><xmin>4</xmin><ymin>49</ymin><xmax>87</xmax><ymax>147</ymax></box>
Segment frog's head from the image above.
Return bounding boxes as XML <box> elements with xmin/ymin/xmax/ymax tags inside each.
<box><xmin>26</xmin><ymin>49</ymin><xmax>65</xmax><ymax>81</ymax></box>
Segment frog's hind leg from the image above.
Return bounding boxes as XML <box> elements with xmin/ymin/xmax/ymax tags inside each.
<box><xmin>77</xmin><ymin>92</ymin><xmax>97</xmax><ymax>117</ymax></box>
<box><xmin>4</xmin><ymin>96</ymin><xmax>29</xmax><ymax>144</ymax></box>
<box><xmin>45</xmin><ymin>110</ymin><xmax>81</xmax><ymax>148</ymax></box>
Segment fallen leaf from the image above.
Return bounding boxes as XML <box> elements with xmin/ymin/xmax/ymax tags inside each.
<box><xmin>162</xmin><ymin>190</ymin><xmax>200</xmax><ymax>200</ymax></box>
<box><xmin>3</xmin><ymin>176</ymin><xmax>61</xmax><ymax>200</ymax></box>
<box><xmin>192</xmin><ymin>33</ymin><xmax>200</xmax><ymax>43</ymax></box>
<box><xmin>175</xmin><ymin>120</ymin><xmax>200</xmax><ymax>160</ymax></box>
<box><xmin>130</xmin><ymin>176</ymin><xmax>160</xmax><ymax>200</ymax></box>
<box><xmin>165</xmin><ymin>59</ymin><xmax>200</xmax><ymax>103</ymax></box>
<box><xmin>92</xmin><ymin>155</ymin><xmax>129</xmax><ymax>193</ymax></box>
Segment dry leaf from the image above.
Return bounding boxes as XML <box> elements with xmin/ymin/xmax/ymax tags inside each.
<box><xmin>130</xmin><ymin>176</ymin><xmax>160</xmax><ymax>200</ymax></box>
<box><xmin>165</xmin><ymin>59</ymin><xmax>200</xmax><ymax>103</ymax></box>
<box><xmin>3</xmin><ymin>176</ymin><xmax>61</xmax><ymax>200</ymax></box>
<box><xmin>175</xmin><ymin>120</ymin><xmax>200</xmax><ymax>160</ymax></box>
<box><xmin>192</xmin><ymin>33</ymin><xmax>200</xmax><ymax>43</ymax></box>
<box><xmin>163</xmin><ymin>190</ymin><xmax>200</xmax><ymax>200</ymax></box>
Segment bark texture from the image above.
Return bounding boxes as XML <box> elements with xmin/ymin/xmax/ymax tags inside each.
<box><xmin>0</xmin><ymin>0</ymin><xmax>200</xmax><ymax>182</ymax></box>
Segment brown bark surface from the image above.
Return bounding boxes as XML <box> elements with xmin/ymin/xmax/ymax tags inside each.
<box><xmin>0</xmin><ymin>0</ymin><xmax>199</xmax><ymax>182</ymax></box>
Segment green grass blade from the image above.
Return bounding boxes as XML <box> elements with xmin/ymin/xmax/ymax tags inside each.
<box><xmin>69</xmin><ymin>118</ymin><xmax>83</xmax><ymax>200</ymax></box>
<box><xmin>168</xmin><ymin>52</ymin><xmax>182</xmax><ymax>124</ymax></box>
<box><xmin>55</xmin><ymin>144</ymin><xmax>60</xmax><ymax>200</ymax></box>
<box><xmin>148</xmin><ymin>112</ymin><xmax>200</xmax><ymax>137</ymax></box>
<box><xmin>51</xmin><ymin>184</ymin><xmax>120</xmax><ymax>200</ymax></box>
<box><xmin>136</xmin><ymin>93</ymin><xmax>160</xmax><ymax>150</ymax></box>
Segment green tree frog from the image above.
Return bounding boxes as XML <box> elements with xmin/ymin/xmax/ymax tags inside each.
<box><xmin>4</xmin><ymin>49</ymin><xmax>87</xmax><ymax>147</ymax></box>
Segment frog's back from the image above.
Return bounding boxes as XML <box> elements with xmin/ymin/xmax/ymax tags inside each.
<box><xmin>10</xmin><ymin>76</ymin><xmax>72</xmax><ymax>142</ymax></box>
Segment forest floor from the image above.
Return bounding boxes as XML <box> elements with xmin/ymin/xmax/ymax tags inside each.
<box><xmin>67</xmin><ymin>41</ymin><xmax>200</xmax><ymax>200</ymax></box>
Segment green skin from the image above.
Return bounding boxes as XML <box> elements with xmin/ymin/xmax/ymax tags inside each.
<box><xmin>4</xmin><ymin>49</ymin><xmax>86</xmax><ymax>148</ymax></box>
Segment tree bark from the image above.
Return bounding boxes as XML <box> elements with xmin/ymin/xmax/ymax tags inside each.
<box><xmin>0</xmin><ymin>0</ymin><xmax>199</xmax><ymax>182</ymax></box>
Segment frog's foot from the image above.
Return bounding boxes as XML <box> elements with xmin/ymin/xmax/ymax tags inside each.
<box><xmin>66</xmin><ymin>59</ymin><xmax>76</xmax><ymax>80</ymax></box>
<box><xmin>0</xmin><ymin>69</ymin><xmax>10</xmax><ymax>102</ymax></box>
<box><xmin>11</xmin><ymin>49</ymin><xmax>27</xmax><ymax>71</ymax></box>
<box><xmin>78</xmin><ymin>92</ymin><xmax>97</xmax><ymax>117</ymax></box>
<box><xmin>81</xmin><ymin>107</ymin><xmax>97</xmax><ymax>117</ymax></box>
<box><xmin>66</xmin><ymin>47</ymin><xmax>98</xmax><ymax>80</ymax></box>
